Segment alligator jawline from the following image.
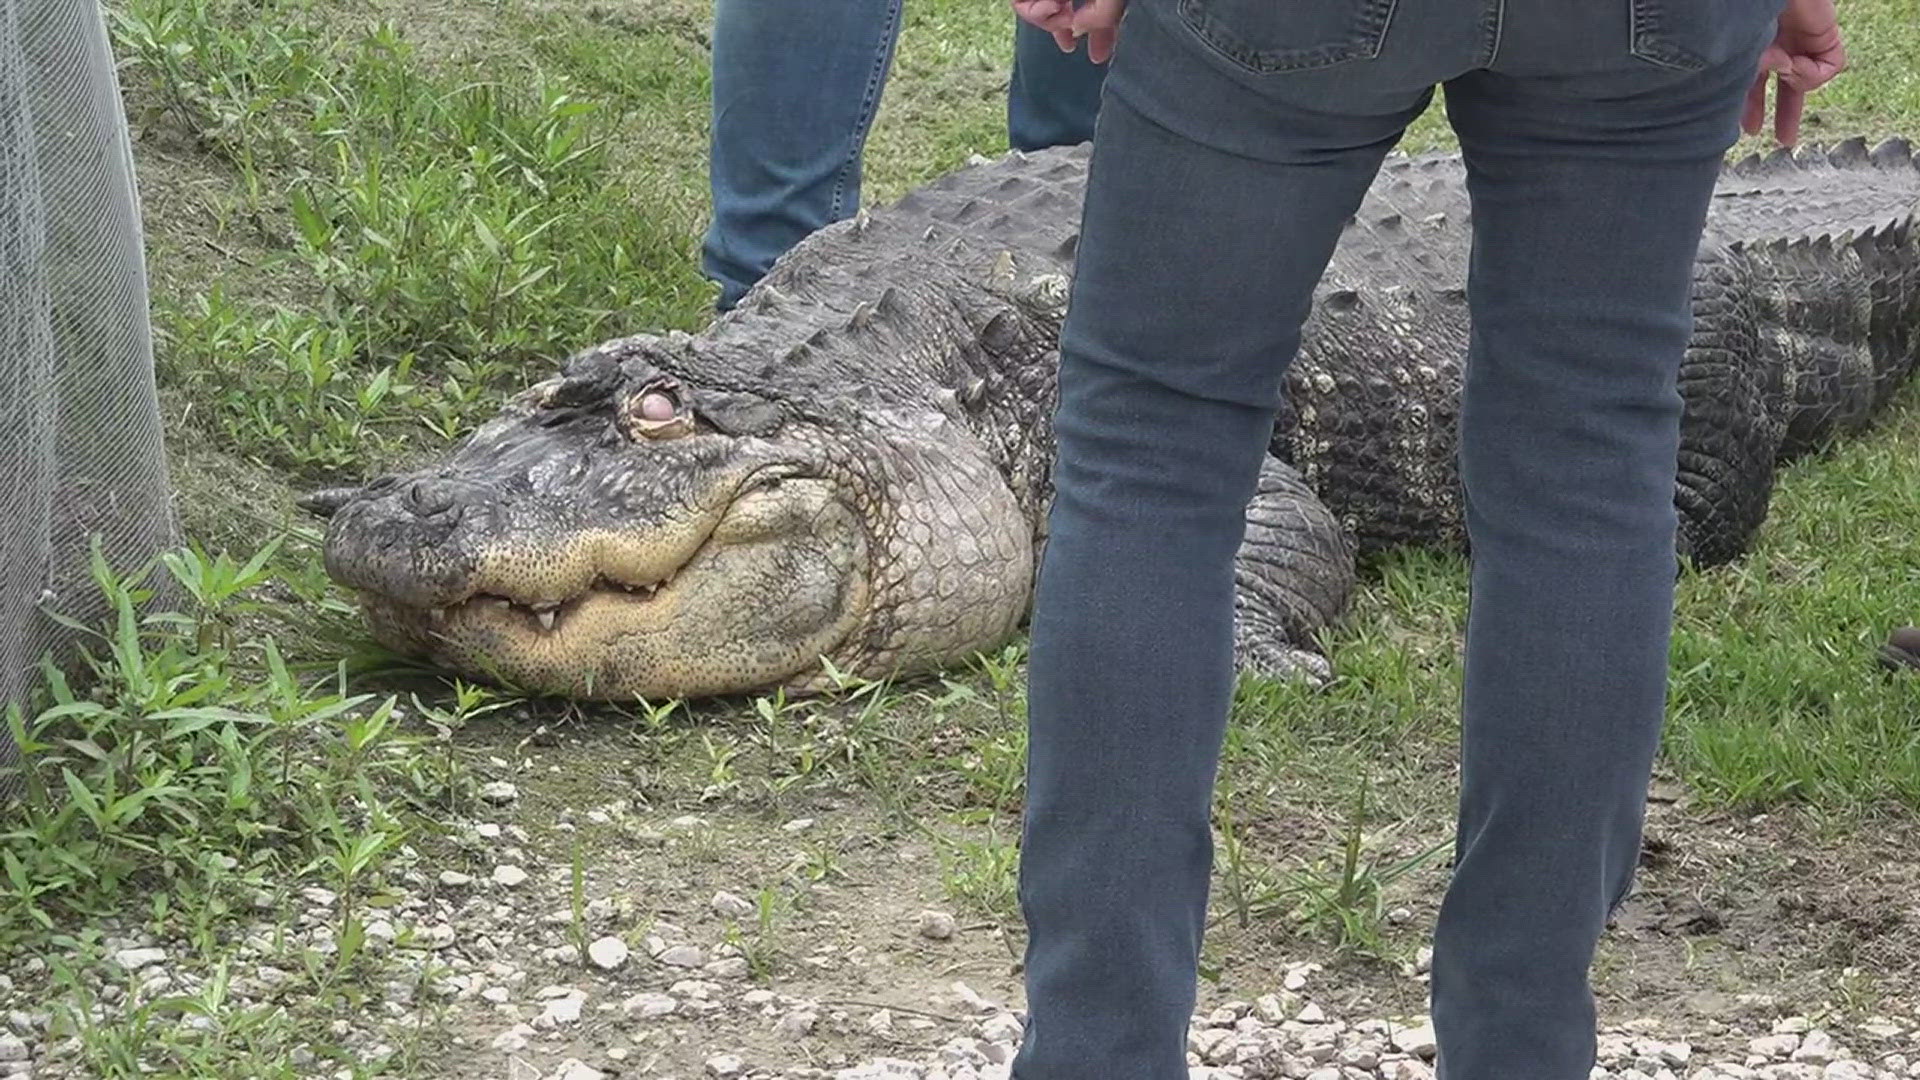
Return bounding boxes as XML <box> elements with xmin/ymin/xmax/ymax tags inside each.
<box><xmin>432</xmin><ymin>574</ymin><xmax>672</xmax><ymax>635</ymax></box>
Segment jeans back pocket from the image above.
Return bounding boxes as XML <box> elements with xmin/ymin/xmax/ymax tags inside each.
<box><xmin>1177</xmin><ymin>0</ymin><xmax>1401</xmax><ymax>75</ymax></box>
<box><xmin>1630</xmin><ymin>0</ymin><xmax>1782</xmax><ymax>71</ymax></box>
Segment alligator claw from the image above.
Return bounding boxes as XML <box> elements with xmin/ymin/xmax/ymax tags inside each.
<box><xmin>1880</xmin><ymin>626</ymin><xmax>1920</xmax><ymax>673</ymax></box>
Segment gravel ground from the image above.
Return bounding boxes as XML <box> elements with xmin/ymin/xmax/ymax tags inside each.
<box><xmin>8</xmin><ymin>795</ymin><xmax>1918</xmax><ymax>1080</ymax></box>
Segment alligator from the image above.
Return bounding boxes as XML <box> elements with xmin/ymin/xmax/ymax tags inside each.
<box><xmin>306</xmin><ymin>137</ymin><xmax>1920</xmax><ymax>701</ymax></box>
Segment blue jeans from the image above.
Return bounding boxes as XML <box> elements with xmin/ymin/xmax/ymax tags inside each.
<box><xmin>702</xmin><ymin>2</ymin><xmax>1106</xmax><ymax>311</ymax></box>
<box><xmin>1015</xmin><ymin>2</ymin><xmax>1782</xmax><ymax>1079</ymax></box>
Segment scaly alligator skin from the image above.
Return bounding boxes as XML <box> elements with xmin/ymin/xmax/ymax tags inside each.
<box><xmin>311</xmin><ymin>137</ymin><xmax>1920</xmax><ymax>700</ymax></box>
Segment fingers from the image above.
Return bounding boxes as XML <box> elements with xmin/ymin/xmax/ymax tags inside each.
<box><xmin>1070</xmin><ymin>0</ymin><xmax>1126</xmax><ymax>38</ymax></box>
<box><xmin>1012</xmin><ymin>0</ymin><xmax>1075</xmax><ymax>35</ymax></box>
<box><xmin>1783</xmin><ymin>46</ymin><xmax>1847</xmax><ymax>93</ymax></box>
<box><xmin>1087</xmin><ymin>26</ymin><xmax>1118</xmax><ymax>63</ymax></box>
<box><xmin>1773</xmin><ymin>80</ymin><xmax>1805</xmax><ymax>146</ymax></box>
<box><xmin>1011</xmin><ymin>0</ymin><xmax>1082</xmax><ymax>52</ymax></box>
<box><xmin>1744</xmin><ymin>24</ymin><xmax>1847</xmax><ymax>147</ymax></box>
<box><xmin>1741</xmin><ymin>70</ymin><xmax>1769</xmax><ymax>136</ymax></box>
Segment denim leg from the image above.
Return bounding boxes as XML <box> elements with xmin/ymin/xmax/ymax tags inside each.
<box><xmin>702</xmin><ymin>0</ymin><xmax>902</xmax><ymax>311</ymax></box>
<box><xmin>1007</xmin><ymin>19</ymin><xmax>1107</xmax><ymax>152</ymax></box>
<box><xmin>1012</xmin><ymin>8</ymin><xmax>1431</xmax><ymax>1078</ymax></box>
<box><xmin>1428</xmin><ymin>46</ymin><xmax>1772</xmax><ymax>1080</ymax></box>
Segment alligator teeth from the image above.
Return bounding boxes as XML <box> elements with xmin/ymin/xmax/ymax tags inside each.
<box><xmin>530</xmin><ymin>600</ymin><xmax>562</xmax><ymax>612</ymax></box>
<box><xmin>536</xmin><ymin>609</ymin><xmax>557</xmax><ymax>631</ymax></box>
<box><xmin>488</xmin><ymin>598</ymin><xmax>512</xmax><ymax>611</ymax></box>
<box><xmin>429</xmin><ymin>608</ymin><xmax>448</xmax><ymax>624</ymax></box>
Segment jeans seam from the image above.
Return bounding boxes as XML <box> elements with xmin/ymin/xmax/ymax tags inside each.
<box><xmin>1628</xmin><ymin>0</ymin><xmax>1711</xmax><ymax>71</ymax></box>
<box><xmin>829</xmin><ymin>0</ymin><xmax>902</xmax><ymax>219</ymax></box>
<box><xmin>1478</xmin><ymin>0</ymin><xmax>1506</xmax><ymax>68</ymax></box>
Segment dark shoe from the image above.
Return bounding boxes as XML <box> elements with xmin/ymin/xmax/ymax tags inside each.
<box><xmin>1880</xmin><ymin>626</ymin><xmax>1920</xmax><ymax>672</ymax></box>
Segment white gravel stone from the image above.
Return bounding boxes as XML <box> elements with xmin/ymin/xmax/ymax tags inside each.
<box><xmin>536</xmin><ymin>990</ymin><xmax>587</xmax><ymax>1027</ymax></box>
<box><xmin>668</xmin><ymin>978</ymin><xmax>717</xmax><ymax>999</ymax></box>
<box><xmin>0</xmin><ymin>1036</ymin><xmax>23</xmax><ymax>1062</ymax></box>
<box><xmin>1341</xmin><ymin>1045</ymin><xmax>1382</xmax><ymax>1070</ymax></box>
<box><xmin>491</xmin><ymin>1025</ymin><xmax>534</xmax><ymax>1052</ymax></box>
<box><xmin>1774</xmin><ymin>1017</ymin><xmax>1813</xmax><ymax>1035</ymax></box>
<box><xmin>479</xmin><ymin>781</ymin><xmax>519</xmax><ymax>804</ymax></box>
<box><xmin>1191</xmin><ymin>1028</ymin><xmax>1234</xmax><ymax>1062</ymax></box>
<box><xmin>1392</xmin><ymin>1022</ymin><xmax>1439</xmax><ymax>1059</ymax></box>
<box><xmin>951</xmin><ymin>982</ymin><xmax>999</xmax><ymax>1013</ymax></box>
<box><xmin>623</xmin><ymin>992</ymin><xmax>677</xmax><ymax>1019</ymax></box>
<box><xmin>1793</xmin><ymin>1032</ymin><xmax>1837</xmax><ymax>1066</ymax></box>
<box><xmin>1255</xmin><ymin>993</ymin><xmax>1298</xmax><ymax>1023</ymax></box>
<box><xmin>777</xmin><ymin>1010</ymin><xmax>820</xmax><ymax>1037</ymax></box>
<box><xmin>491</xmin><ymin>865</ymin><xmax>529</xmax><ymax>887</ymax></box>
<box><xmin>111</xmin><ymin>948</ymin><xmax>167</xmax><ymax>972</ymax></box>
<box><xmin>704</xmin><ymin>956</ymin><xmax>751</xmax><ymax>980</ymax></box>
<box><xmin>917</xmin><ymin>911</ymin><xmax>957</xmax><ymax>940</ymax></box>
<box><xmin>711</xmin><ymin>891</ymin><xmax>756</xmax><ymax>919</ymax></box>
<box><xmin>657</xmin><ymin>944</ymin><xmax>707</xmax><ymax>968</ymax></box>
<box><xmin>587</xmin><ymin>936</ymin><xmax>629</xmax><ymax>970</ymax></box>
<box><xmin>835</xmin><ymin>1060</ymin><xmax>926</xmax><ymax>1079</ymax></box>
<box><xmin>546</xmin><ymin>1060</ymin><xmax>607</xmax><ymax>1080</ymax></box>
<box><xmin>980</xmin><ymin>1013</ymin><xmax>1023</xmax><ymax>1044</ymax></box>
<box><xmin>706</xmin><ymin>1053</ymin><xmax>745</xmax><ymax>1077</ymax></box>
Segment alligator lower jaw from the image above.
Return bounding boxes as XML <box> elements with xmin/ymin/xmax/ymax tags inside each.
<box><xmin>428</xmin><ymin>575</ymin><xmax>670</xmax><ymax>635</ymax></box>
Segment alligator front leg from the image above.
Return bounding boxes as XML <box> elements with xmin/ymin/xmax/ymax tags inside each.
<box><xmin>1232</xmin><ymin>457</ymin><xmax>1359</xmax><ymax>686</ymax></box>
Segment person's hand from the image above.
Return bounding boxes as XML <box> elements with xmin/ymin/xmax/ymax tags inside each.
<box><xmin>1011</xmin><ymin>0</ymin><xmax>1127</xmax><ymax>64</ymax></box>
<box><xmin>1742</xmin><ymin>0</ymin><xmax>1845</xmax><ymax>146</ymax></box>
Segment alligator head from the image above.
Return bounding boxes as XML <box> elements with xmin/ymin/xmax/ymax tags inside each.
<box><xmin>311</xmin><ymin>331</ymin><xmax>1034</xmax><ymax>700</ymax></box>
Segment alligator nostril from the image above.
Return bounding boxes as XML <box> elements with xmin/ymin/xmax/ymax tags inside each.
<box><xmin>405</xmin><ymin>479</ymin><xmax>459</xmax><ymax>517</ymax></box>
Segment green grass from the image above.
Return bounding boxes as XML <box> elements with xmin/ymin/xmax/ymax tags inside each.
<box><xmin>2</xmin><ymin>0</ymin><xmax>1918</xmax><ymax>1072</ymax></box>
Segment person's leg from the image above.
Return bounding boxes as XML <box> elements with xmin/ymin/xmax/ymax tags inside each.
<box><xmin>1007</xmin><ymin>19</ymin><xmax>1107</xmax><ymax>151</ymax></box>
<box><xmin>702</xmin><ymin>0</ymin><xmax>903</xmax><ymax>311</ymax></box>
<box><xmin>1012</xmin><ymin>5</ymin><xmax>1440</xmax><ymax>1078</ymax></box>
<box><xmin>1429</xmin><ymin>23</ymin><xmax>1778</xmax><ymax>1079</ymax></box>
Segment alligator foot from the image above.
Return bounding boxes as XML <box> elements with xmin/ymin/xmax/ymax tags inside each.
<box><xmin>1880</xmin><ymin>626</ymin><xmax>1920</xmax><ymax>673</ymax></box>
<box><xmin>1234</xmin><ymin>634</ymin><xmax>1335</xmax><ymax>688</ymax></box>
<box><xmin>1227</xmin><ymin>458</ymin><xmax>1356</xmax><ymax>691</ymax></box>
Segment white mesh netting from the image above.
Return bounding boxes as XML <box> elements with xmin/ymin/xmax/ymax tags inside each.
<box><xmin>1</xmin><ymin>0</ymin><xmax>177</xmax><ymax>800</ymax></box>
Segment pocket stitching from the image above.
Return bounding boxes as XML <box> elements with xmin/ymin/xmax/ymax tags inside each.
<box><xmin>1628</xmin><ymin>0</ymin><xmax>1711</xmax><ymax>71</ymax></box>
<box><xmin>1178</xmin><ymin>0</ymin><xmax>1402</xmax><ymax>75</ymax></box>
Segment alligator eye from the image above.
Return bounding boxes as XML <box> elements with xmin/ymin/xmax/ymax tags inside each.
<box><xmin>619</xmin><ymin>379</ymin><xmax>695</xmax><ymax>441</ymax></box>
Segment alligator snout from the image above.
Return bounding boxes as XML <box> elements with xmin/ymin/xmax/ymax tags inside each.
<box><xmin>397</xmin><ymin>475</ymin><xmax>493</xmax><ymax>520</ymax></box>
<box><xmin>319</xmin><ymin>472</ymin><xmax>499</xmax><ymax>610</ymax></box>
